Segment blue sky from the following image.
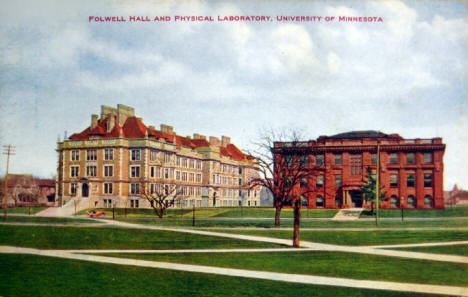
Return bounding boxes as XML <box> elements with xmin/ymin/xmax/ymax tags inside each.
<box><xmin>0</xmin><ymin>0</ymin><xmax>466</xmax><ymax>190</ymax></box>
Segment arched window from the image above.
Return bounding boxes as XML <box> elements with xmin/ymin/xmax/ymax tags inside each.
<box><xmin>407</xmin><ymin>195</ymin><xmax>416</xmax><ymax>208</ymax></box>
<box><xmin>301</xmin><ymin>196</ymin><xmax>308</xmax><ymax>207</ymax></box>
<box><xmin>424</xmin><ymin>195</ymin><xmax>433</xmax><ymax>208</ymax></box>
<box><xmin>390</xmin><ymin>195</ymin><xmax>399</xmax><ymax>208</ymax></box>
<box><xmin>316</xmin><ymin>196</ymin><xmax>324</xmax><ymax>208</ymax></box>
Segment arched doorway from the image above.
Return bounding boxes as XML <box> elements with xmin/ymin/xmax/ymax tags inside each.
<box><xmin>82</xmin><ymin>183</ymin><xmax>89</xmax><ymax>197</ymax></box>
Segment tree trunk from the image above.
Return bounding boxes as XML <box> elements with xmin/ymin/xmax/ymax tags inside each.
<box><xmin>274</xmin><ymin>205</ymin><xmax>282</xmax><ymax>228</ymax></box>
<box><xmin>293</xmin><ymin>198</ymin><xmax>301</xmax><ymax>248</ymax></box>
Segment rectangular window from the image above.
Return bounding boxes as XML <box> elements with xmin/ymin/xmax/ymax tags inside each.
<box><xmin>196</xmin><ymin>174</ymin><xmax>202</xmax><ymax>183</ymax></box>
<box><xmin>189</xmin><ymin>159</ymin><xmax>195</xmax><ymax>168</ymax></box>
<box><xmin>371</xmin><ymin>153</ymin><xmax>377</xmax><ymax>165</ymax></box>
<box><xmin>150</xmin><ymin>149</ymin><xmax>158</xmax><ymax>161</ymax></box>
<box><xmin>196</xmin><ymin>160</ymin><xmax>202</xmax><ymax>169</ymax></box>
<box><xmin>424</xmin><ymin>173</ymin><xmax>432</xmax><ymax>187</ymax></box>
<box><xmin>164</xmin><ymin>168</ymin><xmax>169</xmax><ymax>179</ymax></box>
<box><xmin>131</xmin><ymin>149</ymin><xmax>141</xmax><ymax>161</ymax></box>
<box><xmin>182</xmin><ymin>172</ymin><xmax>187</xmax><ymax>181</ymax></box>
<box><xmin>130</xmin><ymin>166</ymin><xmax>140</xmax><ymax>178</ymax></box>
<box><xmin>104</xmin><ymin>165</ymin><xmax>113</xmax><ymax>177</ymax></box>
<box><xmin>316</xmin><ymin>154</ymin><xmax>324</xmax><ymax>166</ymax></box>
<box><xmin>164</xmin><ymin>153</ymin><xmax>171</xmax><ymax>163</ymax></box>
<box><xmin>87</xmin><ymin>149</ymin><xmax>97</xmax><ymax>161</ymax></box>
<box><xmin>70</xmin><ymin>183</ymin><xmax>77</xmax><ymax>195</ymax></box>
<box><xmin>189</xmin><ymin>173</ymin><xmax>195</xmax><ymax>182</ymax></box>
<box><xmin>130</xmin><ymin>183</ymin><xmax>140</xmax><ymax>194</ymax></box>
<box><xmin>176</xmin><ymin>171</ymin><xmax>181</xmax><ymax>181</ymax></box>
<box><xmin>334</xmin><ymin>154</ymin><xmax>342</xmax><ymax>165</ymax></box>
<box><xmin>406</xmin><ymin>153</ymin><xmax>415</xmax><ymax>164</ymax></box>
<box><xmin>150</xmin><ymin>166</ymin><xmax>155</xmax><ymax>178</ymax></box>
<box><xmin>390</xmin><ymin>174</ymin><xmax>398</xmax><ymax>187</ymax></box>
<box><xmin>71</xmin><ymin>150</ymin><xmax>80</xmax><ymax>161</ymax></box>
<box><xmin>285</xmin><ymin>155</ymin><xmax>293</xmax><ymax>166</ymax></box>
<box><xmin>70</xmin><ymin>166</ymin><xmax>79</xmax><ymax>177</ymax></box>
<box><xmin>300</xmin><ymin>178</ymin><xmax>308</xmax><ymax>188</ymax></box>
<box><xmin>300</xmin><ymin>155</ymin><xmax>308</xmax><ymax>166</ymax></box>
<box><xmin>182</xmin><ymin>158</ymin><xmax>188</xmax><ymax>168</ymax></box>
<box><xmin>176</xmin><ymin>156</ymin><xmax>181</xmax><ymax>166</ymax></box>
<box><xmin>316</xmin><ymin>175</ymin><xmax>324</xmax><ymax>188</ymax></box>
<box><xmin>407</xmin><ymin>174</ymin><xmax>415</xmax><ymax>187</ymax></box>
<box><xmin>335</xmin><ymin>174</ymin><xmax>341</xmax><ymax>187</ymax></box>
<box><xmin>389</xmin><ymin>153</ymin><xmax>398</xmax><ymax>164</ymax></box>
<box><xmin>104</xmin><ymin>183</ymin><xmax>113</xmax><ymax>194</ymax></box>
<box><xmin>86</xmin><ymin>166</ymin><xmax>97</xmax><ymax>177</ymax></box>
<box><xmin>424</xmin><ymin>153</ymin><xmax>433</xmax><ymax>164</ymax></box>
<box><xmin>350</xmin><ymin>154</ymin><xmax>362</xmax><ymax>175</ymax></box>
<box><xmin>104</xmin><ymin>148</ymin><xmax>113</xmax><ymax>160</ymax></box>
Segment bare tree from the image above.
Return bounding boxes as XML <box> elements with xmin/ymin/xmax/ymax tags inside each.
<box><xmin>248</xmin><ymin>129</ymin><xmax>315</xmax><ymax>247</ymax></box>
<box><xmin>141</xmin><ymin>183</ymin><xmax>184</xmax><ymax>219</ymax></box>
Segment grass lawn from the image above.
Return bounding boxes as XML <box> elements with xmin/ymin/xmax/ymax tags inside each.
<box><xmin>99</xmin><ymin>251</ymin><xmax>468</xmax><ymax>287</ymax></box>
<box><xmin>114</xmin><ymin>217</ymin><xmax>468</xmax><ymax>229</ymax></box>
<box><xmin>0</xmin><ymin>225</ymin><xmax>282</xmax><ymax>250</ymax></box>
<box><xmin>361</xmin><ymin>207</ymin><xmax>468</xmax><ymax>218</ymax></box>
<box><xmin>390</xmin><ymin>244</ymin><xmax>468</xmax><ymax>256</ymax></box>
<box><xmin>0</xmin><ymin>216</ymin><xmax>101</xmax><ymax>224</ymax></box>
<box><xmin>0</xmin><ymin>254</ymin><xmax>434</xmax><ymax>297</ymax></box>
<box><xmin>78</xmin><ymin>207</ymin><xmax>338</xmax><ymax>219</ymax></box>
<box><xmin>4</xmin><ymin>206</ymin><xmax>47</xmax><ymax>214</ymax></box>
<box><xmin>216</xmin><ymin>229</ymin><xmax>468</xmax><ymax>246</ymax></box>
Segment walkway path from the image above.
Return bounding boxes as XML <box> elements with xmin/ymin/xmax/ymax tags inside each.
<box><xmin>0</xmin><ymin>245</ymin><xmax>466</xmax><ymax>296</ymax></box>
<box><xmin>103</xmin><ymin>219</ymin><xmax>468</xmax><ymax>264</ymax></box>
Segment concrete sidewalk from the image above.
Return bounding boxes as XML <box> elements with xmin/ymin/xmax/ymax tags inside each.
<box><xmin>0</xmin><ymin>245</ymin><xmax>466</xmax><ymax>296</ymax></box>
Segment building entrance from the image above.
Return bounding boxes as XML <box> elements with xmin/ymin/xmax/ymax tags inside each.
<box><xmin>82</xmin><ymin>183</ymin><xmax>89</xmax><ymax>197</ymax></box>
<box><xmin>350</xmin><ymin>190</ymin><xmax>363</xmax><ymax>207</ymax></box>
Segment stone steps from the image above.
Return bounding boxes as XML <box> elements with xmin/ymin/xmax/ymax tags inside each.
<box><xmin>332</xmin><ymin>208</ymin><xmax>364</xmax><ymax>221</ymax></box>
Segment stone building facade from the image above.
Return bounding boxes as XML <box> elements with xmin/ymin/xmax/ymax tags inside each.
<box><xmin>274</xmin><ymin>131</ymin><xmax>445</xmax><ymax>209</ymax></box>
<box><xmin>56</xmin><ymin>104</ymin><xmax>260</xmax><ymax>209</ymax></box>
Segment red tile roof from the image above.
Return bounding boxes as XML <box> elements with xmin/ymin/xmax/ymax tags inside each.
<box><xmin>68</xmin><ymin>116</ymin><xmax>248</xmax><ymax>160</ymax></box>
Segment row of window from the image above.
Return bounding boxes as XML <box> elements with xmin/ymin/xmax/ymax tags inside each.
<box><xmin>286</xmin><ymin>152</ymin><xmax>434</xmax><ymax>167</ymax></box>
<box><xmin>70</xmin><ymin>149</ymin><xmax>204</xmax><ymax>170</ymax></box>
<box><xmin>299</xmin><ymin>173</ymin><xmax>433</xmax><ymax>189</ymax></box>
<box><xmin>71</xmin><ymin>149</ymin><xmax>114</xmax><ymax>161</ymax></box>
<box><xmin>389</xmin><ymin>173</ymin><xmax>432</xmax><ymax>187</ymax></box>
<box><xmin>312</xmin><ymin>195</ymin><xmax>434</xmax><ymax>208</ymax></box>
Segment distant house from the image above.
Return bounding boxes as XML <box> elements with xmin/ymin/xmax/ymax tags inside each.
<box><xmin>0</xmin><ymin>174</ymin><xmax>55</xmax><ymax>207</ymax></box>
<box><xmin>445</xmin><ymin>184</ymin><xmax>468</xmax><ymax>206</ymax></box>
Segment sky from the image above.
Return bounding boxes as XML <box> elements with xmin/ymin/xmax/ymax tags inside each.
<box><xmin>0</xmin><ymin>0</ymin><xmax>466</xmax><ymax>190</ymax></box>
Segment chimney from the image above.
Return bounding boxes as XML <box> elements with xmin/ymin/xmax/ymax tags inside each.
<box><xmin>107</xmin><ymin>115</ymin><xmax>115</xmax><ymax>132</ymax></box>
<box><xmin>160</xmin><ymin>124</ymin><xmax>174</xmax><ymax>134</ymax></box>
<box><xmin>148</xmin><ymin>125</ymin><xmax>155</xmax><ymax>130</ymax></box>
<box><xmin>221</xmin><ymin>136</ymin><xmax>231</xmax><ymax>147</ymax></box>
<box><xmin>193</xmin><ymin>133</ymin><xmax>206</xmax><ymax>140</ymax></box>
<box><xmin>117</xmin><ymin>104</ymin><xmax>135</xmax><ymax>126</ymax></box>
<box><xmin>209</xmin><ymin>136</ymin><xmax>220</xmax><ymax>146</ymax></box>
<box><xmin>91</xmin><ymin>114</ymin><xmax>98</xmax><ymax>129</ymax></box>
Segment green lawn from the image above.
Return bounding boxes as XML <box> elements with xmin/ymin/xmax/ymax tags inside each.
<box><xmin>390</xmin><ymin>244</ymin><xmax>468</xmax><ymax>256</ymax></box>
<box><xmin>4</xmin><ymin>206</ymin><xmax>47</xmax><ymax>214</ymax></box>
<box><xmin>78</xmin><ymin>207</ymin><xmax>338</xmax><ymax>219</ymax></box>
<box><xmin>217</xmin><ymin>229</ymin><xmax>468</xmax><ymax>246</ymax></box>
<box><xmin>113</xmin><ymin>216</ymin><xmax>468</xmax><ymax>229</ymax></box>
<box><xmin>0</xmin><ymin>254</ymin><xmax>434</xmax><ymax>297</ymax></box>
<box><xmin>0</xmin><ymin>225</ymin><xmax>282</xmax><ymax>250</ymax></box>
<box><xmin>99</xmin><ymin>251</ymin><xmax>468</xmax><ymax>287</ymax></box>
<box><xmin>1</xmin><ymin>216</ymin><xmax>101</xmax><ymax>224</ymax></box>
<box><xmin>361</xmin><ymin>207</ymin><xmax>468</xmax><ymax>218</ymax></box>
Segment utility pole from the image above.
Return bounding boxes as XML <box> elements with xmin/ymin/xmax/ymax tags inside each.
<box><xmin>3</xmin><ymin>145</ymin><xmax>15</xmax><ymax>221</ymax></box>
<box><xmin>375</xmin><ymin>141</ymin><xmax>380</xmax><ymax>227</ymax></box>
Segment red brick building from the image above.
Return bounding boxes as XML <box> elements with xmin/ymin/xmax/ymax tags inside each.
<box><xmin>274</xmin><ymin>131</ymin><xmax>445</xmax><ymax>209</ymax></box>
